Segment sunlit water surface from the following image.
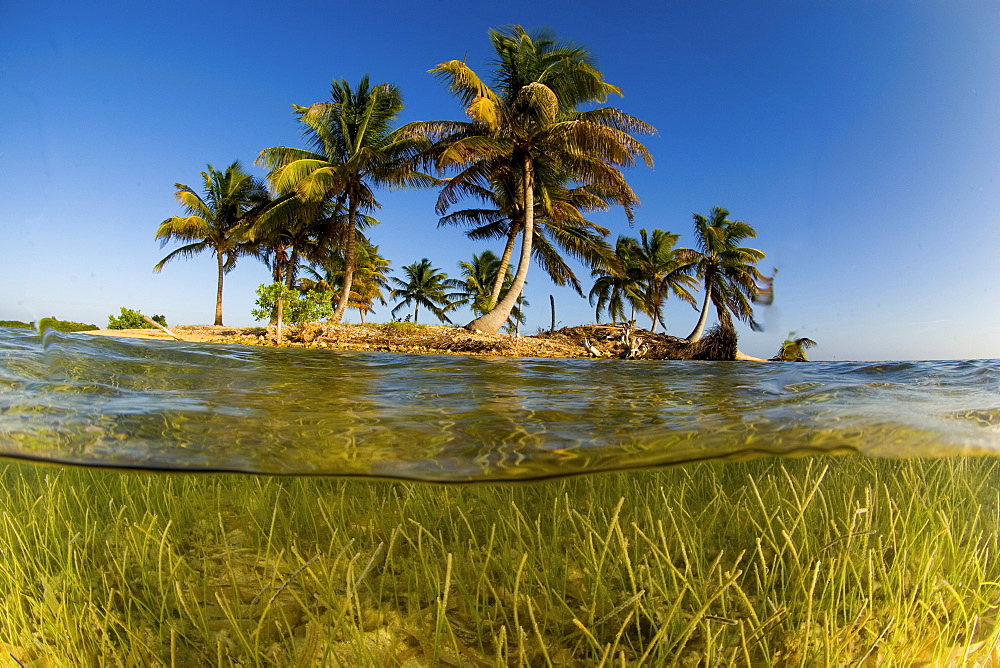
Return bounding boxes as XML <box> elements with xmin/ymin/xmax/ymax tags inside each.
<box><xmin>1</xmin><ymin>327</ymin><xmax>998</xmax><ymax>481</ymax></box>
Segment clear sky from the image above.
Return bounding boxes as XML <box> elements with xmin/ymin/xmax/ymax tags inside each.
<box><xmin>2</xmin><ymin>0</ymin><xmax>999</xmax><ymax>361</ymax></box>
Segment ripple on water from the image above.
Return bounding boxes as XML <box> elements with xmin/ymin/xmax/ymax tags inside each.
<box><xmin>0</xmin><ymin>328</ymin><xmax>998</xmax><ymax>481</ymax></box>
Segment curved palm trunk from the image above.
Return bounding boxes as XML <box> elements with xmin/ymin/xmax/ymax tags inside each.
<box><xmin>468</xmin><ymin>158</ymin><xmax>534</xmax><ymax>334</ymax></box>
<box><xmin>645</xmin><ymin>288</ymin><xmax>658</xmax><ymax>333</ymax></box>
<box><xmin>686</xmin><ymin>275</ymin><xmax>714</xmax><ymax>342</ymax></box>
<box><xmin>332</xmin><ymin>202</ymin><xmax>357</xmax><ymax>323</ymax></box>
<box><xmin>488</xmin><ymin>226</ymin><xmax>519</xmax><ymax>309</ymax></box>
<box><xmin>214</xmin><ymin>251</ymin><xmax>225</xmax><ymax>326</ymax></box>
<box><xmin>651</xmin><ymin>291</ymin><xmax>666</xmax><ymax>334</ymax></box>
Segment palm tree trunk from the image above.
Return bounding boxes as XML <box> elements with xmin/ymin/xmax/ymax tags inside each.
<box><xmin>269</xmin><ymin>245</ymin><xmax>287</xmax><ymax>326</ymax></box>
<box><xmin>275</xmin><ymin>297</ymin><xmax>284</xmax><ymax>344</ymax></box>
<box><xmin>414</xmin><ymin>302</ymin><xmax>419</xmax><ymax>324</ymax></box>
<box><xmin>332</xmin><ymin>201</ymin><xmax>357</xmax><ymax>323</ymax></box>
<box><xmin>649</xmin><ymin>292</ymin><xmax>662</xmax><ymax>334</ymax></box>
<box><xmin>272</xmin><ymin>245</ymin><xmax>288</xmax><ymax>284</ymax></box>
<box><xmin>515</xmin><ymin>289</ymin><xmax>525</xmax><ymax>335</ymax></box>
<box><xmin>468</xmin><ymin>158</ymin><xmax>534</xmax><ymax>334</ymax></box>
<box><xmin>279</xmin><ymin>248</ymin><xmax>296</xmax><ymax>339</ymax></box>
<box><xmin>686</xmin><ymin>276</ymin><xmax>713</xmax><ymax>342</ymax></box>
<box><xmin>214</xmin><ymin>252</ymin><xmax>225</xmax><ymax>326</ymax></box>
<box><xmin>488</xmin><ymin>227</ymin><xmax>519</xmax><ymax>309</ymax></box>
<box><xmin>286</xmin><ymin>247</ymin><xmax>300</xmax><ymax>287</ymax></box>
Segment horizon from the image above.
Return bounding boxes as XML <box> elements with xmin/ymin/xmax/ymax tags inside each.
<box><xmin>3</xmin><ymin>1</ymin><xmax>999</xmax><ymax>361</ymax></box>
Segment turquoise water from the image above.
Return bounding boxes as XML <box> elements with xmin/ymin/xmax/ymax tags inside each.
<box><xmin>1</xmin><ymin>326</ymin><xmax>998</xmax><ymax>481</ymax></box>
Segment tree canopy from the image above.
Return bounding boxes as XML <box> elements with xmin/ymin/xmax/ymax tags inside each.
<box><xmin>151</xmin><ymin>28</ymin><xmax>784</xmax><ymax>352</ymax></box>
<box><xmin>258</xmin><ymin>76</ymin><xmax>433</xmax><ymax>323</ymax></box>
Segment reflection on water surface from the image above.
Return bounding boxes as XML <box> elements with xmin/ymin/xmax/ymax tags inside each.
<box><xmin>0</xmin><ymin>327</ymin><xmax>998</xmax><ymax>479</ymax></box>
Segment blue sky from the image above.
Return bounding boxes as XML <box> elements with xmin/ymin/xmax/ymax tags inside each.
<box><xmin>2</xmin><ymin>0</ymin><xmax>999</xmax><ymax>361</ymax></box>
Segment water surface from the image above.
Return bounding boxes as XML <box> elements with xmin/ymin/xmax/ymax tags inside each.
<box><xmin>1</xmin><ymin>327</ymin><xmax>998</xmax><ymax>481</ymax></box>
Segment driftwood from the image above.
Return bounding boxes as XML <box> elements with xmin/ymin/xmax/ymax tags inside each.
<box><xmin>619</xmin><ymin>321</ymin><xmax>647</xmax><ymax>358</ymax></box>
<box><xmin>142</xmin><ymin>315</ymin><xmax>184</xmax><ymax>341</ymax></box>
<box><xmin>582</xmin><ymin>337</ymin><xmax>605</xmax><ymax>357</ymax></box>
<box><xmin>540</xmin><ymin>322</ymin><xmax>740</xmax><ymax>361</ymax></box>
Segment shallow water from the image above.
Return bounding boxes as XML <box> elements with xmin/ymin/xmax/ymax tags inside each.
<box><xmin>0</xmin><ymin>327</ymin><xmax>998</xmax><ymax>481</ymax></box>
<box><xmin>3</xmin><ymin>326</ymin><xmax>1000</xmax><ymax>663</ymax></box>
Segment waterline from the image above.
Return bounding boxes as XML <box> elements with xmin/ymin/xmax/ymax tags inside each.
<box><xmin>1</xmin><ymin>328</ymin><xmax>999</xmax><ymax>479</ymax></box>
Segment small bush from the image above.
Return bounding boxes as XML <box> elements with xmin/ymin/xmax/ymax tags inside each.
<box><xmin>36</xmin><ymin>317</ymin><xmax>98</xmax><ymax>333</ymax></box>
<box><xmin>251</xmin><ymin>284</ymin><xmax>334</xmax><ymax>325</ymax></box>
<box><xmin>0</xmin><ymin>320</ymin><xmax>32</xmax><ymax>329</ymax></box>
<box><xmin>107</xmin><ymin>308</ymin><xmax>167</xmax><ymax>330</ymax></box>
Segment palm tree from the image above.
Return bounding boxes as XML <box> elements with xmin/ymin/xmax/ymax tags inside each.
<box><xmin>340</xmin><ymin>243</ymin><xmax>391</xmax><ymax>324</ymax></box>
<box><xmin>448</xmin><ymin>250</ymin><xmax>506</xmax><ymax>316</ymax></box>
<box><xmin>630</xmin><ymin>229</ymin><xmax>699</xmax><ymax>333</ymax></box>
<box><xmin>684</xmin><ymin>207</ymin><xmax>773</xmax><ymax>342</ymax></box>
<box><xmin>257</xmin><ymin>76</ymin><xmax>432</xmax><ymax>323</ymax></box>
<box><xmin>246</xmin><ymin>195</ymin><xmax>329</xmax><ymax>289</ymax></box>
<box><xmin>403</xmin><ymin>25</ymin><xmax>654</xmax><ymax>334</ymax></box>
<box><xmin>438</xmin><ymin>177</ymin><xmax>617</xmax><ymax>307</ymax></box>
<box><xmin>588</xmin><ymin>229</ymin><xmax>696</xmax><ymax>331</ymax></box>
<box><xmin>154</xmin><ymin>161</ymin><xmax>268</xmax><ymax>325</ymax></box>
<box><xmin>448</xmin><ymin>250</ymin><xmax>527</xmax><ymax>330</ymax></box>
<box><xmin>300</xmin><ymin>240</ymin><xmax>391</xmax><ymax>324</ymax></box>
<box><xmin>234</xmin><ymin>194</ymin><xmax>341</xmax><ymax>330</ymax></box>
<box><xmin>389</xmin><ymin>259</ymin><xmax>456</xmax><ymax>324</ymax></box>
<box><xmin>589</xmin><ymin>236</ymin><xmax>645</xmax><ymax>324</ymax></box>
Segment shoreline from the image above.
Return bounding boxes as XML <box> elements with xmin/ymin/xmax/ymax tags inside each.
<box><xmin>78</xmin><ymin>323</ymin><xmax>770</xmax><ymax>361</ymax></box>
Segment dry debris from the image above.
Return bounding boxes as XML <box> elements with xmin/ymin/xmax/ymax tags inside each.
<box><xmin>81</xmin><ymin>322</ymin><xmax>745</xmax><ymax>361</ymax></box>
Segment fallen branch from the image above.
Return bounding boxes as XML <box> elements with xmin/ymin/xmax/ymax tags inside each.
<box><xmin>582</xmin><ymin>337</ymin><xmax>605</xmax><ymax>357</ymax></box>
<box><xmin>620</xmin><ymin>321</ymin><xmax>645</xmax><ymax>358</ymax></box>
<box><xmin>141</xmin><ymin>315</ymin><xmax>184</xmax><ymax>341</ymax></box>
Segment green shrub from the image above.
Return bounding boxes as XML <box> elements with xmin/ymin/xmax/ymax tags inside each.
<box><xmin>0</xmin><ymin>320</ymin><xmax>32</xmax><ymax>329</ymax></box>
<box><xmin>251</xmin><ymin>283</ymin><xmax>334</xmax><ymax>325</ymax></box>
<box><xmin>35</xmin><ymin>317</ymin><xmax>99</xmax><ymax>333</ymax></box>
<box><xmin>107</xmin><ymin>308</ymin><xmax>167</xmax><ymax>330</ymax></box>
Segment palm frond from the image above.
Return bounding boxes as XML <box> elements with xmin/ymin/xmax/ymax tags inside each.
<box><xmin>152</xmin><ymin>241</ymin><xmax>209</xmax><ymax>272</ymax></box>
<box><xmin>155</xmin><ymin>215</ymin><xmax>215</xmax><ymax>243</ymax></box>
<box><xmin>429</xmin><ymin>60</ymin><xmax>499</xmax><ymax>109</ymax></box>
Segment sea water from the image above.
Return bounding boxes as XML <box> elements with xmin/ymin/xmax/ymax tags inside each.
<box><xmin>1</xmin><ymin>327</ymin><xmax>998</xmax><ymax>478</ymax></box>
<box><xmin>1</xmin><ymin>326</ymin><xmax>999</xmax><ymax>664</ymax></box>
